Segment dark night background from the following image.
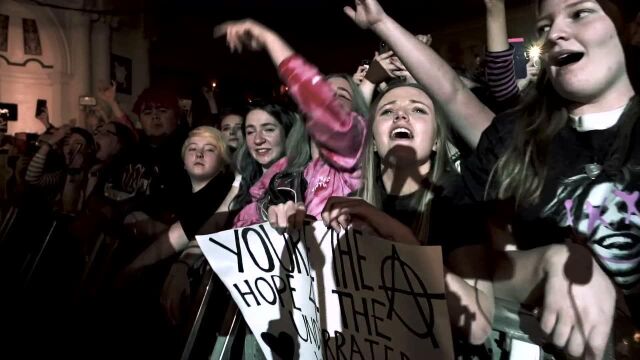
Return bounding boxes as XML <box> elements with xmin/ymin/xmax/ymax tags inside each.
<box><xmin>92</xmin><ymin>0</ymin><xmax>634</xmax><ymax>107</ymax></box>
<box><xmin>142</xmin><ymin>0</ymin><xmax>532</xmax><ymax>106</ymax></box>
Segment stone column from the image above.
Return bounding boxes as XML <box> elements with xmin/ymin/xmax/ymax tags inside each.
<box><xmin>66</xmin><ymin>11</ymin><xmax>91</xmax><ymax>124</ymax></box>
<box><xmin>90</xmin><ymin>16</ymin><xmax>111</xmax><ymax>91</ymax></box>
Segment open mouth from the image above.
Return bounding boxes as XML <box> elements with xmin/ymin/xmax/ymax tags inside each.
<box><xmin>550</xmin><ymin>51</ymin><xmax>584</xmax><ymax>67</ymax></box>
<box><xmin>390</xmin><ymin>127</ymin><xmax>413</xmax><ymax>140</ymax></box>
<box><xmin>255</xmin><ymin>148</ymin><xmax>271</xmax><ymax>155</ymax></box>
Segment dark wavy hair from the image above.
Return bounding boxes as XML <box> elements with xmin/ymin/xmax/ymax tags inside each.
<box><xmin>230</xmin><ymin>102</ymin><xmax>310</xmax><ymax>210</ymax></box>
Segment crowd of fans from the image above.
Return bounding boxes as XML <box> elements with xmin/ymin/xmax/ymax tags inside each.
<box><xmin>0</xmin><ymin>0</ymin><xmax>639</xmax><ymax>359</ymax></box>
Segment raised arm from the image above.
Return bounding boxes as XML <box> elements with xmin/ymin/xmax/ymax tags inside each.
<box><xmin>344</xmin><ymin>0</ymin><xmax>494</xmax><ymax>148</ymax></box>
<box><xmin>483</xmin><ymin>0</ymin><xmax>519</xmax><ymax>107</ymax></box>
<box><xmin>98</xmin><ymin>81</ymin><xmax>138</xmax><ymax>140</ymax></box>
<box><xmin>26</xmin><ymin>126</ymin><xmax>70</xmax><ymax>188</ymax></box>
<box><xmin>215</xmin><ymin>19</ymin><xmax>367</xmax><ymax>170</ymax></box>
<box><xmin>278</xmin><ymin>56</ymin><xmax>367</xmax><ymax>170</ymax></box>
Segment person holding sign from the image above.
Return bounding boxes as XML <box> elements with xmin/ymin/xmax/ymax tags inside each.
<box><xmin>343</xmin><ymin>0</ymin><xmax>632</xmax><ymax>358</ymax></box>
<box><xmin>215</xmin><ymin>19</ymin><xmax>368</xmax><ymax>229</ymax></box>
<box><xmin>320</xmin><ymin>81</ymin><xmax>496</xmax><ymax>350</ymax></box>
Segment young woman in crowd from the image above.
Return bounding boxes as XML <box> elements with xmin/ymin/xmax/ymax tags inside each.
<box><xmin>219</xmin><ymin>110</ymin><xmax>244</xmax><ymax>152</ymax></box>
<box><xmin>158</xmin><ymin>103</ymin><xmax>305</xmax><ymax>324</ymax></box>
<box><xmin>320</xmin><ymin>81</ymin><xmax>495</xmax><ymax>348</ymax></box>
<box><xmin>25</xmin><ymin>126</ymin><xmax>96</xmax><ymax>214</ymax></box>
<box><xmin>344</xmin><ymin>0</ymin><xmax>636</xmax><ymax>357</ymax></box>
<box><xmin>124</xmin><ymin>126</ymin><xmax>234</xmax><ymax>275</ymax></box>
<box><xmin>216</xmin><ymin>19</ymin><xmax>368</xmax><ymax>229</ymax></box>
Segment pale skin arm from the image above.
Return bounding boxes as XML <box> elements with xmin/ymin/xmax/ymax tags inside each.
<box><xmin>484</xmin><ymin>0</ymin><xmax>509</xmax><ymax>52</ymax></box>
<box><xmin>359</xmin><ymin>78</ymin><xmax>376</xmax><ymax>105</ymax></box>
<box><xmin>445</xmin><ymin>245</ymin><xmax>495</xmax><ymax>345</ymax></box>
<box><xmin>126</xmin><ymin>221</ymin><xmax>189</xmax><ymax>272</ymax></box>
<box><xmin>127</xmin><ymin>185</ymin><xmax>239</xmax><ymax>271</ymax></box>
<box><xmin>345</xmin><ymin>0</ymin><xmax>494</xmax><ymax>148</ymax></box>
<box><xmin>493</xmin><ymin>244</ymin><xmax>615</xmax><ymax>359</ymax></box>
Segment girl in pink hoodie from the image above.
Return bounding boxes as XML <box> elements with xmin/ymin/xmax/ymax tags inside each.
<box><xmin>219</xmin><ymin>20</ymin><xmax>368</xmax><ymax>228</ymax></box>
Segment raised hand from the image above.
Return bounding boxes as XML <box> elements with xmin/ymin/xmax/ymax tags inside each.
<box><xmin>98</xmin><ymin>80</ymin><xmax>118</xmax><ymax>104</ymax></box>
<box><xmin>267</xmin><ymin>201</ymin><xmax>307</xmax><ymax>234</ymax></box>
<box><xmin>343</xmin><ymin>0</ymin><xmax>388</xmax><ymax>30</ymax></box>
<box><xmin>39</xmin><ymin>124</ymin><xmax>71</xmax><ymax>145</ymax></box>
<box><xmin>363</xmin><ymin>51</ymin><xmax>402</xmax><ymax>84</ymax></box>
<box><xmin>214</xmin><ymin>19</ymin><xmax>275</xmax><ymax>53</ymax></box>
<box><xmin>353</xmin><ymin>64</ymin><xmax>368</xmax><ymax>84</ymax></box>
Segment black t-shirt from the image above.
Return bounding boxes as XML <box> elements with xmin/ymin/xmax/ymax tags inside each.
<box><xmin>380</xmin><ymin>173</ymin><xmax>488</xmax><ymax>258</ymax></box>
<box><xmin>176</xmin><ymin>171</ymin><xmax>235</xmax><ymax>239</ymax></box>
<box><xmin>103</xmin><ymin>132</ymin><xmax>189</xmax><ymax>222</ymax></box>
<box><xmin>462</xmin><ymin>96</ymin><xmax>640</xmax><ymax>297</ymax></box>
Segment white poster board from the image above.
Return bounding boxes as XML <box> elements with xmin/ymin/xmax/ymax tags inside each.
<box><xmin>196</xmin><ymin>221</ymin><xmax>453</xmax><ymax>360</ymax></box>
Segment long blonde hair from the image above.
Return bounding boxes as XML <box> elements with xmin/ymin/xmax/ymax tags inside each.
<box><xmin>358</xmin><ymin>82</ymin><xmax>451</xmax><ymax>242</ymax></box>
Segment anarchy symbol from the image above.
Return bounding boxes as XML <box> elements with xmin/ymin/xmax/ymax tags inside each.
<box><xmin>379</xmin><ymin>245</ymin><xmax>446</xmax><ymax>348</ymax></box>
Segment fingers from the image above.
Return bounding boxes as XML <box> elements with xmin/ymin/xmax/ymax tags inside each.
<box><xmin>292</xmin><ymin>202</ymin><xmax>307</xmax><ymax>230</ymax></box>
<box><xmin>268</xmin><ymin>201</ymin><xmax>307</xmax><ymax>234</ymax></box>
<box><xmin>376</xmin><ymin>51</ymin><xmax>394</xmax><ymax>61</ymax></box>
<box><xmin>551</xmin><ymin>310</ymin><xmax>573</xmax><ymax>349</ymax></box>
<box><xmin>268</xmin><ymin>204</ymin><xmax>287</xmax><ymax>230</ymax></box>
<box><xmin>343</xmin><ymin>6</ymin><xmax>356</xmax><ymax>21</ymax></box>
<box><xmin>539</xmin><ymin>307</ymin><xmax>557</xmax><ymax>336</ymax></box>
<box><xmin>566</xmin><ymin>327</ymin><xmax>586</xmax><ymax>358</ymax></box>
<box><xmin>321</xmin><ymin>197</ymin><xmax>360</xmax><ymax>233</ymax></box>
<box><xmin>389</xmin><ymin>56</ymin><xmax>405</xmax><ymax>69</ymax></box>
<box><xmin>392</xmin><ymin>70</ymin><xmax>410</xmax><ymax>78</ymax></box>
<box><xmin>267</xmin><ymin>205</ymin><xmax>280</xmax><ymax>229</ymax></box>
<box><xmin>337</xmin><ymin>213</ymin><xmax>351</xmax><ymax>231</ymax></box>
<box><xmin>585</xmin><ymin>321</ymin><xmax>610</xmax><ymax>360</ymax></box>
<box><xmin>213</xmin><ymin>22</ymin><xmax>231</xmax><ymax>38</ymax></box>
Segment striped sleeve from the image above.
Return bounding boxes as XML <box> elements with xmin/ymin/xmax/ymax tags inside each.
<box><xmin>25</xmin><ymin>153</ymin><xmax>63</xmax><ymax>189</ymax></box>
<box><xmin>485</xmin><ymin>46</ymin><xmax>519</xmax><ymax>104</ymax></box>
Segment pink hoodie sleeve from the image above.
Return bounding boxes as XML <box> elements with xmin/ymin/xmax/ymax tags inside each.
<box><xmin>278</xmin><ymin>54</ymin><xmax>367</xmax><ymax>172</ymax></box>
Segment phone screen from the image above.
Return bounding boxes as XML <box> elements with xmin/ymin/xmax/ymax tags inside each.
<box><xmin>35</xmin><ymin>99</ymin><xmax>47</xmax><ymax>118</ymax></box>
<box><xmin>0</xmin><ymin>102</ymin><xmax>18</xmax><ymax>121</ymax></box>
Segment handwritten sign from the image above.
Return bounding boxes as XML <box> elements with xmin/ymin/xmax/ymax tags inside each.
<box><xmin>196</xmin><ymin>221</ymin><xmax>453</xmax><ymax>360</ymax></box>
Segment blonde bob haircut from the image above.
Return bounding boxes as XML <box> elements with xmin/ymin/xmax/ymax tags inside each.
<box><xmin>181</xmin><ymin>126</ymin><xmax>230</xmax><ymax>165</ymax></box>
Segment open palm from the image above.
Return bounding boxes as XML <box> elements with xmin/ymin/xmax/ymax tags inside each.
<box><xmin>343</xmin><ymin>0</ymin><xmax>387</xmax><ymax>30</ymax></box>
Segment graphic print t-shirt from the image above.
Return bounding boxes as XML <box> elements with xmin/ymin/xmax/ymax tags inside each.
<box><xmin>463</xmin><ymin>98</ymin><xmax>640</xmax><ymax>299</ymax></box>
